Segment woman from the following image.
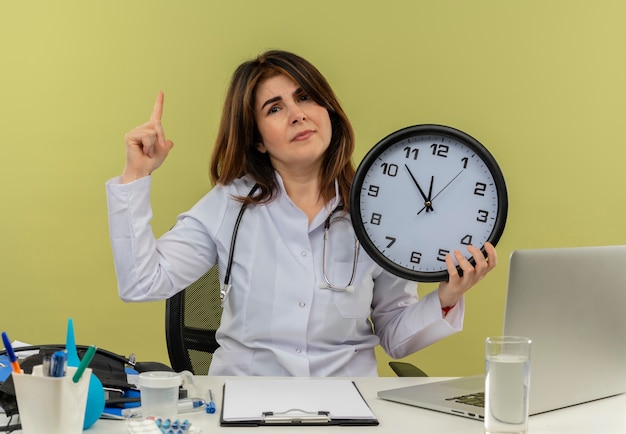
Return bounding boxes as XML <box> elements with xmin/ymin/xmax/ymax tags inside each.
<box><xmin>106</xmin><ymin>50</ymin><xmax>497</xmax><ymax>376</ymax></box>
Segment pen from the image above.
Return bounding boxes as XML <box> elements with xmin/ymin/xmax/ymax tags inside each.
<box><xmin>1</xmin><ymin>332</ymin><xmax>22</xmax><ymax>374</ymax></box>
<box><xmin>50</xmin><ymin>351</ymin><xmax>67</xmax><ymax>377</ymax></box>
<box><xmin>206</xmin><ymin>389</ymin><xmax>216</xmax><ymax>414</ymax></box>
<box><xmin>72</xmin><ymin>344</ymin><xmax>96</xmax><ymax>383</ymax></box>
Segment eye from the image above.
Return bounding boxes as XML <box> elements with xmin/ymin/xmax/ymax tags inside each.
<box><xmin>299</xmin><ymin>93</ymin><xmax>312</xmax><ymax>102</ymax></box>
<box><xmin>267</xmin><ymin>105</ymin><xmax>281</xmax><ymax>115</ymax></box>
<box><xmin>294</xmin><ymin>87</ymin><xmax>313</xmax><ymax>103</ymax></box>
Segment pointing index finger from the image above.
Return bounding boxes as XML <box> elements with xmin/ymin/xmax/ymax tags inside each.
<box><xmin>150</xmin><ymin>91</ymin><xmax>164</xmax><ymax>122</ymax></box>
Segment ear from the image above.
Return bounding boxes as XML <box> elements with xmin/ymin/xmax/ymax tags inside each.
<box><xmin>256</xmin><ymin>142</ymin><xmax>267</xmax><ymax>153</ymax></box>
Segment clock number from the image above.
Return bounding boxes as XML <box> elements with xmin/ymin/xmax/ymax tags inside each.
<box><xmin>370</xmin><ymin>212</ymin><xmax>382</xmax><ymax>225</ymax></box>
<box><xmin>474</xmin><ymin>182</ymin><xmax>487</xmax><ymax>196</ymax></box>
<box><xmin>410</xmin><ymin>251</ymin><xmax>422</xmax><ymax>264</ymax></box>
<box><xmin>381</xmin><ymin>162</ymin><xmax>399</xmax><ymax>177</ymax></box>
<box><xmin>430</xmin><ymin>144</ymin><xmax>449</xmax><ymax>158</ymax></box>
<box><xmin>403</xmin><ymin>146</ymin><xmax>419</xmax><ymax>160</ymax></box>
<box><xmin>461</xmin><ymin>234</ymin><xmax>473</xmax><ymax>246</ymax></box>
<box><xmin>367</xmin><ymin>185</ymin><xmax>380</xmax><ymax>197</ymax></box>
<box><xmin>461</xmin><ymin>157</ymin><xmax>469</xmax><ymax>169</ymax></box>
<box><xmin>477</xmin><ymin>210</ymin><xmax>489</xmax><ymax>223</ymax></box>
<box><xmin>385</xmin><ymin>236</ymin><xmax>396</xmax><ymax>248</ymax></box>
<box><xmin>437</xmin><ymin>249</ymin><xmax>450</xmax><ymax>262</ymax></box>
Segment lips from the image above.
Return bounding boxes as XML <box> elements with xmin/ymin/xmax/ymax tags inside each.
<box><xmin>292</xmin><ymin>130</ymin><xmax>315</xmax><ymax>141</ymax></box>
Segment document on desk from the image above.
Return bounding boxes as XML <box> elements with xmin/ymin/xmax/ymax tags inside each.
<box><xmin>220</xmin><ymin>378</ymin><xmax>379</xmax><ymax>426</ymax></box>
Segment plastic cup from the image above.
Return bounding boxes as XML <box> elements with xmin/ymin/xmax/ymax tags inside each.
<box><xmin>12</xmin><ymin>365</ymin><xmax>91</xmax><ymax>434</ymax></box>
<box><xmin>485</xmin><ymin>336</ymin><xmax>532</xmax><ymax>434</ymax></box>
<box><xmin>138</xmin><ymin>371</ymin><xmax>181</xmax><ymax>419</ymax></box>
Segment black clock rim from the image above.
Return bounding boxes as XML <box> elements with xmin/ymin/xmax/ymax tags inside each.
<box><xmin>349</xmin><ymin>124</ymin><xmax>508</xmax><ymax>283</ymax></box>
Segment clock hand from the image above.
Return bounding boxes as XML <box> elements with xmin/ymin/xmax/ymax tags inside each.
<box><xmin>427</xmin><ymin>175</ymin><xmax>434</xmax><ymax>202</ymax></box>
<box><xmin>405</xmin><ymin>165</ymin><xmax>434</xmax><ymax>212</ymax></box>
<box><xmin>417</xmin><ymin>170</ymin><xmax>464</xmax><ymax>215</ymax></box>
<box><xmin>417</xmin><ymin>175</ymin><xmax>436</xmax><ymax>215</ymax></box>
<box><xmin>430</xmin><ymin>169</ymin><xmax>464</xmax><ymax>202</ymax></box>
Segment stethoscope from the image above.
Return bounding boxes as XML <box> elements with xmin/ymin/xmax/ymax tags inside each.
<box><xmin>319</xmin><ymin>205</ymin><xmax>360</xmax><ymax>292</ymax></box>
<box><xmin>220</xmin><ymin>184</ymin><xmax>360</xmax><ymax>304</ymax></box>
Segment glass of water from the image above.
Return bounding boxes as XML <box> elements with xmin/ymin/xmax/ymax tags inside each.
<box><xmin>485</xmin><ymin>336</ymin><xmax>532</xmax><ymax>434</ymax></box>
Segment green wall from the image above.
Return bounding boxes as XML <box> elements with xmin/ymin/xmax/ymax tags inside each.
<box><xmin>2</xmin><ymin>1</ymin><xmax>625</xmax><ymax>377</ymax></box>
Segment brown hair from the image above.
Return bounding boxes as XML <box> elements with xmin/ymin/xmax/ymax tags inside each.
<box><xmin>210</xmin><ymin>50</ymin><xmax>355</xmax><ymax>210</ymax></box>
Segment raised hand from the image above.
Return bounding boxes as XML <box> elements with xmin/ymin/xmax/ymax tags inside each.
<box><xmin>121</xmin><ymin>91</ymin><xmax>174</xmax><ymax>183</ymax></box>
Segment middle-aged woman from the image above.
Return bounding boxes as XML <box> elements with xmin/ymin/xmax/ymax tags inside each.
<box><xmin>106</xmin><ymin>50</ymin><xmax>497</xmax><ymax>377</ymax></box>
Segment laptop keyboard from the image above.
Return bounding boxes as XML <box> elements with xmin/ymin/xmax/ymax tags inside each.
<box><xmin>446</xmin><ymin>392</ymin><xmax>485</xmax><ymax>408</ymax></box>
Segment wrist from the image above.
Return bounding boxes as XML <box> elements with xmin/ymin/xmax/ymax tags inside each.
<box><xmin>121</xmin><ymin>168</ymin><xmax>151</xmax><ymax>184</ymax></box>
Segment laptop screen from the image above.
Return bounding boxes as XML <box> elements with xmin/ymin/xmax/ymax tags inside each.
<box><xmin>503</xmin><ymin>245</ymin><xmax>626</xmax><ymax>414</ymax></box>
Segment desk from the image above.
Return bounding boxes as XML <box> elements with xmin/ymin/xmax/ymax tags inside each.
<box><xmin>4</xmin><ymin>376</ymin><xmax>625</xmax><ymax>433</ymax></box>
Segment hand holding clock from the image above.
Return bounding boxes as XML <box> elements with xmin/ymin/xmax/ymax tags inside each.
<box><xmin>437</xmin><ymin>242</ymin><xmax>498</xmax><ymax>310</ymax></box>
<box><xmin>350</xmin><ymin>124</ymin><xmax>508</xmax><ymax>283</ymax></box>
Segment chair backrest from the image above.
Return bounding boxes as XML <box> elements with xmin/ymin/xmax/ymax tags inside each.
<box><xmin>165</xmin><ymin>265</ymin><xmax>222</xmax><ymax>374</ymax></box>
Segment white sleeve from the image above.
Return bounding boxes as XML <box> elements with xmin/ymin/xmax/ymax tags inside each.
<box><xmin>105</xmin><ymin>176</ymin><xmax>218</xmax><ymax>302</ymax></box>
<box><xmin>370</xmin><ymin>269</ymin><xmax>465</xmax><ymax>359</ymax></box>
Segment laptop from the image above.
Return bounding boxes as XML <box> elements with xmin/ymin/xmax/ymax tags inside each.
<box><xmin>378</xmin><ymin>245</ymin><xmax>626</xmax><ymax>420</ymax></box>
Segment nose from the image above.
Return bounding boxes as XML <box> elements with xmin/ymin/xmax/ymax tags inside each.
<box><xmin>291</xmin><ymin>109</ymin><xmax>306</xmax><ymax>124</ymax></box>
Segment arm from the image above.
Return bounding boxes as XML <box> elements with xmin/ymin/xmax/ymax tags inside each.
<box><xmin>106</xmin><ymin>92</ymin><xmax>215</xmax><ymax>301</ymax></box>
<box><xmin>370</xmin><ymin>271</ymin><xmax>465</xmax><ymax>360</ymax></box>
<box><xmin>106</xmin><ymin>177</ymin><xmax>218</xmax><ymax>302</ymax></box>
<box><xmin>371</xmin><ymin>243</ymin><xmax>497</xmax><ymax>359</ymax></box>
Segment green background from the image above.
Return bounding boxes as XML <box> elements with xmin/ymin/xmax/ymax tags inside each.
<box><xmin>1</xmin><ymin>1</ymin><xmax>624</xmax><ymax>376</ymax></box>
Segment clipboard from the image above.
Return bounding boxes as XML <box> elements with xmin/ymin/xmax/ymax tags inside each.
<box><xmin>220</xmin><ymin>378</ymin><xmax>379</xmax><ymax>426</ymax></box>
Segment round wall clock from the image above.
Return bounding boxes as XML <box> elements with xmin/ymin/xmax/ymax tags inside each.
<box><xmin>349</xmin><ymin>124</ymin><xmax>508</xmax><ymax>282</ymax></box>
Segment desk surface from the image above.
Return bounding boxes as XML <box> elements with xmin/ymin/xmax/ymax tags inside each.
<box><xmin>5</xmin><ymin>376</ymin><xmax>626</xmax><ymax>433</ymax></box>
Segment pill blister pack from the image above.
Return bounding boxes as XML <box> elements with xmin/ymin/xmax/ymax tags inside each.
<box><xmin>127</xmin><ymin>417</ymin><xmax>200</xmax><ymax>434</ymax></box>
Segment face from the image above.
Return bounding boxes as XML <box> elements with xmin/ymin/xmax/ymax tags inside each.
<box><xmin>254</xmin><ymin>74</ymin><xmax>332</xmax><ymax>175</ymax></box>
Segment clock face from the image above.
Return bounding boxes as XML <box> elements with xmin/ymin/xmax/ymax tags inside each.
<box><xmin>350</xmin><ymin>124</ymin><xmax>508</xmax><ymax>282</ymax></box>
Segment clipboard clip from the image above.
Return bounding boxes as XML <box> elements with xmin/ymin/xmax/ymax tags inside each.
<box><xmin>262</xmin><ymin>409</ymin><xmax>331</xmax><ymax>424</ymax></box>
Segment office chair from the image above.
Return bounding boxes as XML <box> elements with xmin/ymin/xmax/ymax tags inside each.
<box><xmin>165</xmin><ymin>265</ymin><xmax>222</xmax><ymax>374</ymax></box>
<box><xmin>165</xmin><ymin>264</ymin><xmax>429</xmax><ymax>377</ymax></box>
<box><xmin>388</xmin><ymin>361</ymin><xmax>428</xmax><ymax>377</ymax></box>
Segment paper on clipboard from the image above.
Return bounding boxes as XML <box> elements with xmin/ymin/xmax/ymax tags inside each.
<box><xmin>221</xmin><ymin>379</ymin><xmax>378</xmax><ymax>426</ymax></box>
